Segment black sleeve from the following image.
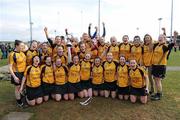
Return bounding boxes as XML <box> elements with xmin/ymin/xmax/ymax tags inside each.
<box><xmin>114</xmin><ymin>61</ymin><xmax>119</xmax><ymax>70</ymax></box>
<box><xmin>153</xmin><ymin>43</ymin><xmax>159</xmax><ymax>51</ymax></box>
<box><xmin>41</xmin><ymin>66</ymin><xmax>46</xmax><ymax>79</ymax></box>
<box><xmin>63</xmin><ymin>65</ymin><xmax>68</xmax><ymax>74</ymax></box>
<box><xmin>47</xmin><ymin>38</ymin><xmax>55</xmax><ymax>48</ymax></box>
<box><xmin>141</xmin><ymin>46</ymin><xmax>144</xmax><ymax>54</ymax></box>
<box><xmin>88</xmin><ymin>26</ymin><xmax>92</xmax><ymax>39</ymax></box>
<box><xmin>102</xmin><ymin>61</ymin><xmax>106</xmax><ymax>69</ymax></box>
<box><xmin>102</xmin><ymin>25</ymin><xmax>106</xmax><ymax>37</ymax></box>
<box><xmin>162</xmin><ymin>43</ymin><xmax>174</xmax><ymax>53</ymax></box>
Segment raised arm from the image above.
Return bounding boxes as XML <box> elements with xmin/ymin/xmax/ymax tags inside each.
<box><xmin>102</xmin><ymin>22</ymin><xmax>106</xmax><ymax>37</ymax></box>
<box><xmin>88</xmin><ymin>23</ymin><xmax>97</xmax><ymax>39</ymax></box>
<box><xmin>44</xmin><ymin>27</ymin><xmax>54</xmax><ymax>47</ymax></box>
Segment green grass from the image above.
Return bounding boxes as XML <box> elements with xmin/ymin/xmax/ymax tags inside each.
<box><xmin>167</xmin><ymin>50</ymin><xmax>180</xmax><ymax>66</ymax></box>
<box><xmin>0</xmin><ymin>71</ymin><xmax>180</xmax><ymax>120</ymax></box>
<box><xmin>0</xmin><ymin>59</ymin><xmax>8</xmax><ymax>67</ymax></box>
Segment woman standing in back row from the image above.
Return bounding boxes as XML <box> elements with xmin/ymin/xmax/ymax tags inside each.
<box><xmin>151</xmin><ymin>34</ymin><xmax>175</xmax><ymax>100</ymax></box>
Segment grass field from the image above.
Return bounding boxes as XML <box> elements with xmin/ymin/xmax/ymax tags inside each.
<box><xmin>167</xmin><ymin>50</ymin><xmax>180</xmax><ymax>66</ymax></box>
<box><xmin>0</xmin><ymin>71</ymin><xmax>179</xmax><ymax>120</ymax></box>
<box><xmin>0</xmin><ymin>58</ymin><xmax>8</xmax><ymax>67</ymax></box>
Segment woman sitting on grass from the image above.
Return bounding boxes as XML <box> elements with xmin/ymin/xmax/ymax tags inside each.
<box><xmin>19</xmin><ymin>55</ymin><xmax>43</xmax><ymax>106</ymax></box>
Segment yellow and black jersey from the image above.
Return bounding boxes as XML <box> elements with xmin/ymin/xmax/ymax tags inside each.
<box><xmin>117</xmin><ymin>64</ymin><xmax>129</xmax><ymax>87</ymax></box>
<box><xmin>102</xmin><ymin>61</ymin><xmax>118</xmax><ymax>82</ymax></box>
<box><xmin>107</xmin><ymin>45</ymin><xmax>120</xmax><ymax>61</ymax></box>
<box><xmin>80</xmin><ymin>60</ymin><xmax>92</xmax><ymax>81</ymax></box>
<box><xmin>26</xmin><ymin>49</ymin><xmax>38</xmax><ymax>66</ymax></box>
<box><xmin>129</xmin><ymin>67</ymin><xmax>147</xmax><ymax>88</ymax></box>
<box><xmin>119</xmin><ymin>43</ymin><xmax>131</xmax><ymax>60</ymax></box>
<box><xmin>142</xmin><ymin>44</ymin><xmax>153</xmax><ymax>66</ymax></box>
<box><xmin>151</xmin><ymin>43</ymin><xmax>174</xmax><ymax>65</ymax></box>
<box><xmin>92</xmin><ymin>65</ymin><xmax>104</xmax><ymax>85</ymax></box>
<box><xmin>54</xmin><ymin>65</ymin><xmax>68</xmax><ymax>85</ymax></box>
<box><xmin>98</xmin><ymin>44</ymin><xmax>107</xmax><ymax>61</ymax></box>
<box><xmin>8</xmin><ymin>51</ymin><xmax>26</xmax><ymax>72</ymax></box>
<box><xmin>24</xmin><ymin>65</ymin><xmax>41</xmax><ymax>88</ymax></box>
<box><xmin>91</xmin><ymin>48</ymin><xmax>98</xmax><ymax>59</ymax></box>
<box><xmin>77</xmin><ymin>51</ymin><xmax>86</xmax><ymax>61</ymax></box>
<box><xmin>130</xmin><ymin>45</ymin><xmax>143</xmax><ymax>64</ymax></box>
<box><xmin>72</xmin><ymin>45</ymin><xmax>80</xmax><ymax>56</ymax></box>
<box><xmin>52</xmin><ymin>45</ymin><xmax>67</xmax><ymax>57</ymax></box>
<box><xmin>68</xmin><ymin>63</ymin><xmax>81</xmax><ymax>83</ymax></box>
<box><xmin>53</xmin><ymin>54</ymin><xmax>67</xmax><ymax>65</ymax></box>
<box><xmin>41</xmin><ymin>65</ymin><xmax>54</xmax><ymax>84</ymax></box>
<box><xmin>40</xmin><ymin>48</ymin><xmax>53</xmax><ymax>64</ymax></box>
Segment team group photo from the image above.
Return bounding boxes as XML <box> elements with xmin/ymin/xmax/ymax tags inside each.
<box><xmin>0</xmin><ymin>0</ymin><xmax>180</xmax><ymax>120</ymax></box>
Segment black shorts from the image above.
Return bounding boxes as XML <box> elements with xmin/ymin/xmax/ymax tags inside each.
<box><xmin>81</xmin><ymin>79</ymin><xmax>92</xmax><ymax>90</ymax></box>
<box><xmin>67</xmin><ymin>82</ymin><xmax>82</xmax><ymax>94</ymax></box>
<box><xmin>130</xmin><ymin>86</ymin><xmax>147</xmax><ymax>96</ymax></box>
<box><xmin>42</xmin><ymin>82</ymin><xmax>54</xmax><ymax>96</ymax></box>
<box><xmin>117</xmin><ymin>86</ymin><xmax>130</xmax><ymax>95</ymax></box>
<box><xmin>92</xmin><ymin>83</ymin><xmax>104</xmax><ymax>90</ymax></box>
<box><xmin>53</xmin><ymin>84</ymin><xmax>68</xmax><ymax>95</ymax></box>
<box><xmin>11</xmin><ymin>72</ymin><xmax>24</xmax><ymax>86</ymax></box>
<box><xmin>104</xmin><ymin>81</ymin><xmax>117</xmax><ymax>91</ymax></box>
<box><xmin>152</xmin><ymin>65</ymin><xmax>166</xmax><ymax>79</ymax></box>
<box><xmin>26</xmin><ymin>86</ymin><xmax>43</xmax><ymax>101</ymax></box>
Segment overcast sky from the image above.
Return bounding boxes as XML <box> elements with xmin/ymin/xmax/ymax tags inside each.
<box><xmin>0</xmin><ymin>0</ymin><xmax>180</xmax><ymax>42</ymax></box>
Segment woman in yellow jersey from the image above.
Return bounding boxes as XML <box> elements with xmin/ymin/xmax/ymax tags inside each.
<box><xmin>67</xmin><ymin>55</ymin><xmax>84</xmax><ymax>100</ymax></box>
<box><xmin>130</xmin><ymin>36</ymin><xmax>143</xmax><ymax>65</ymax></box>
<box><xmin>25</xmin><ymin>40</ymin><xmax>38</xmax><ymax>66</ymax></box>
<box><xmin>44</xmin><ymin>27</ymin><xmax>65</xmax><ymax>57</ymax></box>
<box><xmin>151</xmin><ymin>34</ymin><xmax>175</xmax><ymax>100</ymax></box>
<box><xmin>80</xmin><ymin>53</ymin><xmax>93</xmax><ymax>98</ymax></box>
<box><xmin>39</xmin><ymin>42</ymin><xmax>52</xmax><ymax>65</ymax></box>
<box><xmin>53</xmin><ymin>58</ymin><xmax>69</xmax><ymax>101</ymax></box>
<box><xmin>129</xmin><ymin>59</ymin><xmax>149</xmax><ymax>104</ymax></box>
<box><xmin>142</xmin><ymin>34</ymin><xmax>154</xmax><ymax>95</ymax></box>
<box><xmin>92</xmin><ymin>57</ymin><xmax>104</xmax><ymax>97</ymax></box>
<box><xmin>116</xmin><ymin>55</ymin><xmax>129</xmax><ymax>100</ymax></box>
<box><xmin>9</xmin><ymin>40</ymin><xmax>26</xmax><ymax>107</ymax></box>
<box><xmin>41</xmin><ymin>56</ymin><xmax>55</xmax><ymax>102</ymax></box>
<box><xmin>102</xmin><ymin>52</ymin><xmax>118</xmax><ymax>98</ymax></box>
<box><xmin>107</xmin><ymin>36</ymin><xmax>120</xmax><ymax>62</ymax></box>
<box><xmin>71</xmin><ymin>37</ymin><xmax>80</xmax><ymax>56</ymax></box>
<box><xmin>19</xmin><ymin>56</ymin><xmax>43</xmax><ymax>106</ymax></box>
<box><xmin>119</xmin><ymin>35</ymin><xmax>132</xmax><ymax>61</ymax></box>
<box><xmin>97</xmin><ymin>38</ymin><xmax>109</xmax><ymax>61</ymax></box>
<box><xmin>77</xmin><ymin>42</ymin><xmax>87</xmax><ymax>61</ymax></box>
<box><xmin>53</xmin><ymin>46</ymin><xmax>67</xmax><ymax>65</ymax></box>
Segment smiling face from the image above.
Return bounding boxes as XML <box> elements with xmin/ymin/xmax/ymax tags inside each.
<box><xmin>30</xmin><ymin>41</ymin><xmax>38</xmax><ymax>50</ymax></box>
<box><xmin>94</xmin><ymin>58</ymin><xmax>101</xmax><ymax>66</ymax></box>
<box><xmin>73</xmin><ymin>56</ymin><xmax>79</xmax><ymax>65</ymax></box>
<box><xmin>55</xmin><ymin>36</ymin><xmax>61</xmax><ymax>45</ymax></box>
<box><xmin>80</xmin><ymin>43</ymin><xmax>86</xmax><ymax>52</ymax></box>
<box><xmin>85</xmin><ymin>53</ymin><xmax>91</xmax><ymax>61</ymax></box>
<box><xmin>45</xmin><ymin>57</ymin><xmax>52</xmax><ymax>66</ymax></box>
<box><xmin>42</xmin><ymin>43</ymin><xmax>48</xmax><ymax>51</ymax></box>
<box><xmin>133</xmin><ymin>36</ymin><xmax>141</xmax><ymax>46</ymax></box>
<box><xmin>57</xmin><ymin>46</ymin><xmax>64</xmax><ymax>56</ymax></box>
<box><xmin>122</xmin><ymin>35</ymin><xmax>129</xmax><ymax>43</ymax></box>
<box><xmin>158</xmin><ymin>34</ymin><xmax>166</xmax><ymax>44</ymax></box>
<box><xmin>119</xmin><ymin>56</ymin><xmax>126</xmax><ymax>65</ymax></box>
<box><xmin>33</xmin><ymin>56</ymin><xmax>40</xmax><ymax>67</ymax></box>
<box><xmin>106</xmin><ymin>52</ymin><xmax>113</xmax><ymax>62</ymax></box>
<box><xmin>110</xmin><ymin>37</ymin><xmax>117</xmax><ymax>46</ymax></box>
<box><xmin>56</xmin><ymin>58</ymin><xmax>62</xmax><ymax>67</ymax></box>
<box><xmin>129</xmin><ymin>59</ymin><xmax>137</xmax><ymax>69</ymax></box>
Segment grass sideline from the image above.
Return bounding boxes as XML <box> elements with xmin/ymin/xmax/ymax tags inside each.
<box><xmin>0</xmin><ymin>59</ymin><xmax>8</xmax><ymax>67</ymax></box>
<box><xmin>0</xmin><ymin>71</ymin><xmax>179</xmax><ymax>120</ymax></box>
